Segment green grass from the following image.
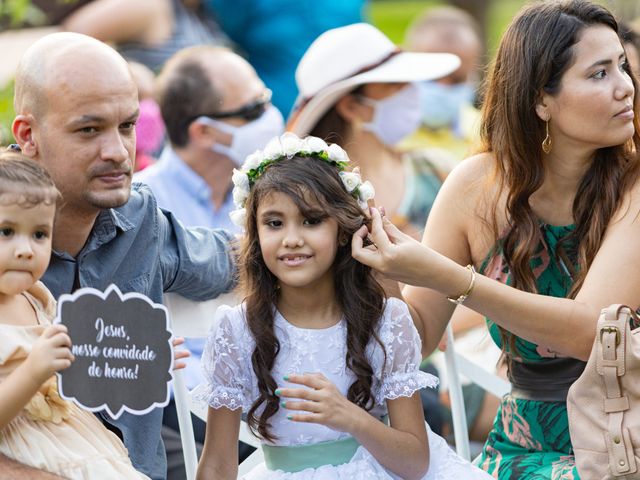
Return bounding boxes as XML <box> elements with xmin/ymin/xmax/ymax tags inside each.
<box><xmin>369</xmin><ymin>0</ymin><xmax>444</xmax><ymax>45</ymax></box>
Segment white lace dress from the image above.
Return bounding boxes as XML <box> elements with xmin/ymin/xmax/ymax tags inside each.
<box><xmin>197</xmin><ymin>297</ymin><xmax>492</xmax><ymax>480</ymax></box>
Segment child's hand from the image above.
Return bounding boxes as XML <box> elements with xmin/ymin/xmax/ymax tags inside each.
<box><xmin>276</xmin><ymin>373</ymin><xmax>363</xmax><ymax>434</ymax></box>
<box><xmin>26</xmin><ymin>325</ymin><xmax>74</xmax><ymax>384</ymax></box>
<box><xmin>172</xmin><ymin>337</ymin><xmax>190</xmax><ymax>371</ymax></box>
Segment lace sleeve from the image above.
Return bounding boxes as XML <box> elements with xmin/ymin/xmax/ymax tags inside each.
<box><xmin>375</xmin><ymin>298</ymin><xmax>438</xmax><ymax>404</ymax></box>
<box><xmin>194</xmin><ymin>304</ymin><xmax>254</xmax><ymax>411</ymax></box>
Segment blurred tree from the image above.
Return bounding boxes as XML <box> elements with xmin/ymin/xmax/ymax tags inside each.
<box><xmin>0</xmin><ymin>0</ymin><xmax>45</xmax><ymax>28</ymax></box>
<box><xmin>0</xmin><ymin>80</ymin><xmax>14</xmax><ymax>145</ymax></box>
<box><xmin>0</xmin><ymin>0</ymin><xmax>88</xmax><ymax>29</ymax></box>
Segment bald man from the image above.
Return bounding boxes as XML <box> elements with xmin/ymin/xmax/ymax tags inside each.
<box><xmin>7</xmin><ymin>33</ymin><xmax>236</xmax><ymax>479</ymax></box>
<box><xmin>136</xmin><ymin>45</ymin><xmax>282</xmax><ymax>233</ymax></box>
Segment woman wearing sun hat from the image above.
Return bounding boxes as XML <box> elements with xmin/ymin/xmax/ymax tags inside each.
<box><xmin>287</xmin><ymin>22</ymin><xmax>460</xmax><ymax>238</ymax></box>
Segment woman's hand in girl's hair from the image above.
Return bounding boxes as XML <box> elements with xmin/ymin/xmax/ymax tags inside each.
<box><xmin>172</xmin><ymin>337</ymin><xmax>190</xmax><ymax>370</ymax></box>
<box><xmin>352</xmin><ymin>207</ymin><xmax>429</xmax><ymax>285</ymax></box>
<box><xmin>26</xmin><ymin>325</ymin><xmax>74</xmax><ymax>385</ymax></box>
<box><xmin>276</xmin><ymin>373</ymin><xmax>366</xmax><ymax>434</ymax></box>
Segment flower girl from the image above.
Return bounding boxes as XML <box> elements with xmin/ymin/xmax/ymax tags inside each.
<box><xmin>196</xmin><ymin>134</ymin><xmax>492</xmax><ymax>479</ymax></box>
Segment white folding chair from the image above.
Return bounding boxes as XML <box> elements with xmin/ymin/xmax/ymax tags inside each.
<box><xmin>443</xmin><ymin>324</ymin><xmax>510</xmax><ymax>461</ymax></box>
<box><xmin>164</xmin><ymin>292</ymin><xmax>264</xmax><ymax>480</ymax></box>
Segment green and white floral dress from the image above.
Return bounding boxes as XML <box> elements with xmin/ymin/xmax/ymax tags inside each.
<box><xmin>477</xmin><ymin>223</ymin><xmax>583</xmax><ymax>480</ymax></box>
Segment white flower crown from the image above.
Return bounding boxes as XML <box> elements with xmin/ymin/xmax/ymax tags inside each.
<box><xmin>229</xmin><ymin>133</ymin><xmax>375</xmax><ymax>227</ymax></box>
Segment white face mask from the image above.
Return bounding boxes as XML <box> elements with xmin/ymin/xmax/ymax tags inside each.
<box><xmin>418</xmin><ymin>80</ymin><xmax>475</xmax><ymax>131</ymax></box>
<box><xmin>197</xmin><ymin>105</ymin><xmax>285</xmax><ymax>166</ymax></box>
<box><xmin>360</xmin><ymin>83</ymin><xmax>423</xmax><ymax>146</ymax></box>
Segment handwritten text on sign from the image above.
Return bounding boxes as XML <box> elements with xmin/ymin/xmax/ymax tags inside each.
<box><xmin>71</xmin><ymin>317</ymin><xmax>158</xmax><ymax>380</ymax></box>
<box><xmin>57</xmin><ymin>285</ymin><xmax>173</xmax><ymax>419</ymax></box>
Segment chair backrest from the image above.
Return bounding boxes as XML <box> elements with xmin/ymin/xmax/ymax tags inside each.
<box><xmin>164</xmin><ymin>292</ymin><xmax>264</xmax><ymax>480</ymax></box>
<box><xmin>443</xmin><ymin>324</ymin><xmax>510</xmax><ymax>461</ymax></box>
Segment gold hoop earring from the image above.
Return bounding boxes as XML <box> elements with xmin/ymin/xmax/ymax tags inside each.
<box><xmin>542</xmin><ymin>119</ymin><xmax>552</xmax><ymax>154</ymax></box>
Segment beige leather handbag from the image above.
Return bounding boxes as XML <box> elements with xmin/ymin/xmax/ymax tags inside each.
<box><xmin>567</xmin><ymin>305</ymin><xmax>640</xmax><ymax>479</ymax></box>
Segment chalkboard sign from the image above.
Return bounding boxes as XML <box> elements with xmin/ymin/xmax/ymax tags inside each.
<box><xmin>55</xmin><ymin>284</ymin><xmax>173</xmax><ymax>419</ymax></box>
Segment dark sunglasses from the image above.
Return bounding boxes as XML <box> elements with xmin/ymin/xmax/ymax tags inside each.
<box><xmin>188</xmin><ymin>89</ymin><xmax>272</xmax><ymax>125</ymax></box>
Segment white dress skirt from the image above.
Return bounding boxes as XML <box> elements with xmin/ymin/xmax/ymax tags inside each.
<box><xmin>197</xmin><ymin>298</ymin><xmax>493</xmax><ymax>480</ymax></box>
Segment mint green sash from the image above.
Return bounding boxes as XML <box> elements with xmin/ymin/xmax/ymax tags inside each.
<box><xmin>262</xmin><ymin>436</ymin><xmax>360</xmax><ymax>472</ymax></box>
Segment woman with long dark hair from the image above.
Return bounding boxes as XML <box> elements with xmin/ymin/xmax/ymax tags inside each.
<box><xmin>352</xmin><ymin>1</ymin><xmax>640</xmax><ymax>478</ymax></box>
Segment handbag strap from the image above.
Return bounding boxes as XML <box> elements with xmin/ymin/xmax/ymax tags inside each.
<box><xmin>596</xmin><ymin>304</ymin><xmax>637</xmax><ymax>476</ymax></box>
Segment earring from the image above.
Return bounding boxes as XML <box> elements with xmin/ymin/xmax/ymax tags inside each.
<box><xmin>542</xmin><ymin>119</ymin><xmax>552</xmax><ymax>154</ymax></box>
<box><xmin>339</xmin><ymin>234</ymin><xmax>349</xmax><ymax>246</ymax></box>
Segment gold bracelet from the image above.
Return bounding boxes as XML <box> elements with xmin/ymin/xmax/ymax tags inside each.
<box><xmin>447</xmin><ymin>265</ymin><xmax>476</xmax><ymax>305</ymax></box>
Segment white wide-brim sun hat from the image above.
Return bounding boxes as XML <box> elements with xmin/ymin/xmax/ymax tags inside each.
<box><xmin>288</xmin><ymin>22</ymin><xmax>461</xmax><ymax>137</ymax></box>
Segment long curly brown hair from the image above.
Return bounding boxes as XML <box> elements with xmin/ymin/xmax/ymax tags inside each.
<box><xmin>479</xmin><ymin>0</ymin><xmax>640</xmax><ymax>357</ymax></box>
<box><xmin>237</xmin><ymin>155</ymin><xmax>386</xmax><ymax>441</ymax></box>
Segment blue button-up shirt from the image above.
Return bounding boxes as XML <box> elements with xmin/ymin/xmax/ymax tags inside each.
<box><xmin>42</xmin><ymin>183</ymin><xmax>235</xmax><ymax>480</ymax></box>
<box><xmin>135</xmin><ymin>146</ymin><xmax>238</xmax><ymax>233</ymax></box>
<box><xmin>135</xmin><ymin>147</ymin><xmax>240</xmax><ymax>392</ymax></box>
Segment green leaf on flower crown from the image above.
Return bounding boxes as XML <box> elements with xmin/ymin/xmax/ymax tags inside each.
<box><xmin>245</xmin><ymin>151</ymin><xmax>349</xmax><ymax>186</ymax></box>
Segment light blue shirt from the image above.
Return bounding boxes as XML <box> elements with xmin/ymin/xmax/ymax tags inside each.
<box><xmin>135</xmin><ymin>146</ymin><xmax>240</xmax><ymax>392</ymax></box>
<box><xmin>135</xmin><ymin>146</ymin><xmax>238</xmax><ymax>233</ymax></box>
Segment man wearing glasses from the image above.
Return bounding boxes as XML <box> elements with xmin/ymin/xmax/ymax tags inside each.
<box><xmin>135</xmin><ymin>45</ymin><xmax>283</xmax><ymax>480</ymax></box>
<box><xmin>136</xmin><ymin>46</ymin><xmax>283</xmax><ymax>235</ymax></box>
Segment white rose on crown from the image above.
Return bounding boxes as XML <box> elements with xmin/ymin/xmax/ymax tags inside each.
<box><xmin>327</xmin><ymin>143</ymin><xmax>348</xmax><ymax>163</ymax></box>
<box><xmin>229</xmin><ymin>208</ymin><xmax>247</xmax><ymax>227</ymax></box>
<box><xmin>339</xmin><ymin>171</ymin><xmax>361</xmax><ymax>193</ymax></box>
<box><xmin>232</xmin><ymin>168</ymin><xmax>250</xmax><ymax>192</ymax></box>
<box><xmin>303</xmin><ymin>136</ymin><xmax>329</xmax><ymax>153</ymax></box>
<box><xmin>242</xmin><ymin>151</ymin><xmax>263</xmax><ymax>171</ymax></box>
<box><xmin>232</xmin><ymin>187</ymin><xmax>248</xmax><ymax>208</ymax></box>
<box><xmin>358</xmin><ymin>181</ymin><xmax>375</xmax><ymax>202</ymax></box>
<box><xmin>262</xmin><ymin>136</ymin><xmax>284</xmax><ymax>160</ymax></box>
<box><xmin>280</xmin><ymin>132</ymin><xmax>305</xmax><ymax>156</ymax></box>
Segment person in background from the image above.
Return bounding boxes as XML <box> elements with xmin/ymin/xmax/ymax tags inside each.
<box><xmin>402</xmin><ymin>6</ymin><xmax>484</xmax><ymax>167</ymax></box>
<box><xmin>135</xmin><ymin>44</ymin><xmax>282</xmax><ymax>478</ymax></box>
<box><xmin>621</xmin><ymin>21</ymin><xmax>640</xmax><ymax>79</ymax></box>
<box><xmin>128</xmin><ymin>61</ymin><xmax>165</xmax><ymax>172</ymax></box>
<box><xmin>288</xmin><ymin>23</ymin><xmax>459</xmax><ymax>240</ymax></box>
<box><xmin>62</xmin><ymin>0</ymin><xmax>227</xmax><ymax>72</ymax></box>
<box><xmin>202</xmin><ymin>0</ymin><xmax>366</xmax><ymax>115</ymax></box>
<box><xmin>136</xmin><ymin>45</ymin><xmax>283</xmax><ymax>232</ymax></box>
<box><xmin>404</xmin><ymin>6</ymin><xmax>504</xmax><ymax>448</ymax></box>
